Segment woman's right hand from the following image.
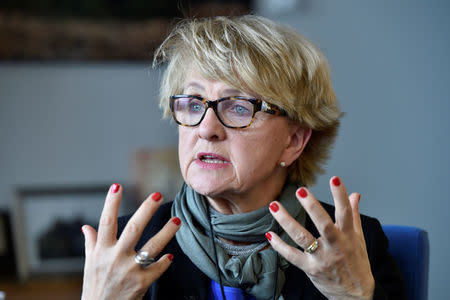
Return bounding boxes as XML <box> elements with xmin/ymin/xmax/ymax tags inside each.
<box><xmin>81</xmin><ymin>183</ymin><xmax>181</xmax><ymax>300</ymax></box>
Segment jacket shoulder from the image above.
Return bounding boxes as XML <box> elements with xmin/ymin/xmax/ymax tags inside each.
<box><xmin>318</xmin><ymin>200</ymin><xmax>379</xmax><ymax>228</ymax></box>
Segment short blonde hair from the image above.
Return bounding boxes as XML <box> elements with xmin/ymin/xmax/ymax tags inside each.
<box><xmin>153</xmin><ymin>15</ymin><xmax>341</xmax><ymax>186</ymax></box>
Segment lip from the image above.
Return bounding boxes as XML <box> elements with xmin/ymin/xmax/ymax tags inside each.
<box><xmin>197</xmin><ymin>152</ymin><xmax>230</xmax><ymax>162</ymax></box>
<box><xmin>195</xmin><ymin>152</ymin><xmax>231</xmax><ymax>169</ymax></box>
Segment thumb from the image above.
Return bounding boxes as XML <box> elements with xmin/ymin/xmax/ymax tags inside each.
<box><xmin>82</xmin><ymin>224</ymin><xmax>98</xmax><ymax>255</ymax></box>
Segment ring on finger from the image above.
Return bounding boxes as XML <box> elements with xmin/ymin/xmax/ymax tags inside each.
<box><xmin>134</xmin><ymin>251</ymin><xmax>155</xmax><ymax>268</ymax></box>
<box><xmin>305</xmin><ymin>239</ymin><xmax>319</xmax><ymax>254</ymax></box>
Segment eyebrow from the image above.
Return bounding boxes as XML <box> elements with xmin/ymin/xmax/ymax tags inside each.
<box><xmin>183</xmin><ymin>82</ymin><xmax>247</xmax><ymax>96</ymax></box>
<box><xmin>223</xmin><ymin>88</ymin><xmax>246</xmax><ymax>95</ymax></box>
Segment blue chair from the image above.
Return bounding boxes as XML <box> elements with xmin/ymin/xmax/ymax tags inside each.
<box><xmin>382</xmin><ymin>225</ymin><xmax>429</xmax><ymax>300</ymax></box>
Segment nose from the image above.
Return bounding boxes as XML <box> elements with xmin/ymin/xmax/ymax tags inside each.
<box><xmin>197</xmin><ymin>107</ymin><xmax>226</xmax><ymax>141</ymax></box>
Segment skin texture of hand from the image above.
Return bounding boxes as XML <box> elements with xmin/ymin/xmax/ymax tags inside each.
<box><xmin>81</xmin><ymin>184</ymin><xmax>181</xmax><ymax>300</ymax></box>
<box><xmin>267</xmin><ymin>176</ymin><xmax>375</xmax><ymax>300</ymax></box>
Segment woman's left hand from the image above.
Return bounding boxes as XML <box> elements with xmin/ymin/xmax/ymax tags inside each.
<box><xmin>267</xmin><ymin>176</ymin><xmax>375</xmax><ymax>300</ymax></box>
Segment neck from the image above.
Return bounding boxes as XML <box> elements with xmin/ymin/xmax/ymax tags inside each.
<box><xmin>205</xmin><ymin>172</ymin><xmax>287</xmax><ymax>215</ymax></box>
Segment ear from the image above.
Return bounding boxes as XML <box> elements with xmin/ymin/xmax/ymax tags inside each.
<box><xmin>279</xmin><ymin>125</ymin><xmax>312</xmax><ymax>167</ymax></box>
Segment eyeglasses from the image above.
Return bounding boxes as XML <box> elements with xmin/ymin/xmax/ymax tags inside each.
<box><xmin>169</xmin><ymin>95</ymin><xmax>286</xmax><ymax>129</ymax></box>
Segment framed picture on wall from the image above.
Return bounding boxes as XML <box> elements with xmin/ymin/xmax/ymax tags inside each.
<box><xmin>0</xmin><ymin>210</ymin><xmax>16</xmax><ymax>278</ymax></box>
<box><xmin>12</xmin><ymin>184</ymin><xmax>133</xmax><ymax>281</ymax></box>
<box><xmin>0</xmin><ymin>1</ymin><xmax>250</xmax><ymax>61</ymax></box>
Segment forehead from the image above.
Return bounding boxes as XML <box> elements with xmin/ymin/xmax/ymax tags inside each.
<box><xmin>182</xmin><ymin>68</ymin><xmax>246</xmax><ymax>96</ymax></box>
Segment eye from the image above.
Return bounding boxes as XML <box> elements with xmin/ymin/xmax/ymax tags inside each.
<box><xmin>173</xmin><ymin>96</ymin><xmax>203</xmax><ymax>113</ymax></box>
<box><xmin>190</xmin><ymin>102</ymin><xmax>203</xmax><ymax>112</ymax></box>
<box><xmin>233</xmin><ymin>105</ymin><xmax>250</xmax><ymax>115</ymax></box>
<box><xmin>220</xmin><ymin>99</ymin><xmax>253</xmax><ymax>117</ymax></box>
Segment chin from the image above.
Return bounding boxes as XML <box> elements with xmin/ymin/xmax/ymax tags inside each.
<box><xmin>186</xmin><ymin>174</ymin><xmax>234</xmax><ymax>198</ymax></box>
<box><xmin>184</xmin><ymin>166</ymin><xmax>234</xmax><ymax>196</ymax></box>
<box><xmin>188</xmin><ymin>180</ymin><xmax>220</xmax><ymax>197</ymax></box>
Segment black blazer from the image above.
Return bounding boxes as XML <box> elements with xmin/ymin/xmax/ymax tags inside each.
<box><xmin>118</xmin><ymin>201</ymin><xmax>406</xmax><ymax>300</ymax></box>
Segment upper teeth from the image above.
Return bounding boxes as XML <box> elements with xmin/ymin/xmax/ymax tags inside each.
<box><xmin>201</xmin><ymin>155</ymin><xmax>226</xmax><ymax>163</ymax></box>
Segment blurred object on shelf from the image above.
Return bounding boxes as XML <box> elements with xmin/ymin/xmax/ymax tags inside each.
<box><xmin>131</xmin><ymin>148</ymin><xmax>183</xmax><ymax>204</ymax></box>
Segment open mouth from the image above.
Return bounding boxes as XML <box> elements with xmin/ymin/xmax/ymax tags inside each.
<box><xmin>197</xmin><ymin>153</ymin><xmax>230</xmax><ymax>164</ymax></box>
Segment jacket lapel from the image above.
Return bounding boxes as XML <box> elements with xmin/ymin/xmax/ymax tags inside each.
<box><xmin>167</xmin><ymin>238</ymin><xmax>210</xmax><ymax>300</ymax></box>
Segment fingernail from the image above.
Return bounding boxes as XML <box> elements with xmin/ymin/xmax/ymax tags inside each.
<box><xmin>332</xmin><ymin>177</ymin><xmax>341</xmax><ymax>187</ymax></box>
<box><xmin>81</xmin><ymin>226</ymin><xmax>85</xmax><ymax>235</ymax></box>
<box><xmin>269</xmin><ymin>202</ymin><xmax>279</xmax><ymax>213</ymax></box>
<box><xmin>297</xmin><ymin>187</ymin><xmax>308</xmax><ymax>198</ymax></box>
<box><xmin>151</xmin><ymin>192</ymin><xmax>162</xmax><ymax>201</ymax></box>
<box><xmin>111</xmin><ymin>183</ymin><xmax>120</xmax><ymax>193</ymax></box>
<box><xmin>357</xmin><ymin>194</ymin><xmax>361</xmax><ymax>203</ymax></box>
<box><xmin>168</xmin><ymin>254</ymin><xmax>174</xmax><ymax>261</ymax></box>
<box><xmin>265</xmin><ymin>232</ymin><xmax>272</xmax><ymax>241</ymax></box>
<box><xmin>172</xmin><ymin>217</ymin><xmax>181</xmax><ymax>226</ymax></box>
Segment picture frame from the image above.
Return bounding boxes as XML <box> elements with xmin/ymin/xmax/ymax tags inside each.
<box><xmin>0</xmin><ymin>210</ymin><xmax>16</xmax><ymax>278</ymax></box>
<box><xmin>12</xmin><ymin>184</ymin><xmax>132</xmax><ymax>281</ymax></box>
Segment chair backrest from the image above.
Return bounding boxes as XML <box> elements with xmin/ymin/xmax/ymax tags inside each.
<box><xmin>382</xmin><ymin>225</ymin><xmax>429</xmax><ymax>300</ymax></box>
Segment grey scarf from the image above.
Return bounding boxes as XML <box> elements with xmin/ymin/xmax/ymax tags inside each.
<box><xmin>171</xmin><ymin>183</ymin><xmax>306</xmax><ymax>300</ymax></box>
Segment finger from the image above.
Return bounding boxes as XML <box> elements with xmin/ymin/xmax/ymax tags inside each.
<box><xmin>141</xmin><ymin>253</ymin><xmax>174</xmax><ymax>283</ymax></box>
<box><xmin>330</xmin><ymin>176</ymin><xmax>353</xmax><ymax>232</ymax></box>
<box><xmin>265</xmin><ymin>231</ymin><xmax>308</xmax><ymax>271</ymax></box>
<box><xmin>97</xmin><ymin>183</ymin><xmax>122</xmax><ymax>246</ymax></box>
<box><xmin>349</xmin><ymin>192</ymin><xmax>364</xmax><ymax>237</ymax></box>
<box><xmin>117</xmin><ymin>192</ymin><xmax>164</xmax><ymax>252</ymax></box>
<box><xmin>269</xmin><ymin>201</ymin><xmax>316</xmax><ymax>251</ymax></box>
<box><xmin>296</xmin><ymin>187</ymin><xmax>338</xmax><ymax>243</ymax></box>
<box><xmin>82</xmin><ymin>224</ymin><xmax>97</xmax><ymax>255</ymax></box>
<box><xmin>138</xmin><ymin>217</ymin><xmax>181</xmax><ymax>258</ymax></box>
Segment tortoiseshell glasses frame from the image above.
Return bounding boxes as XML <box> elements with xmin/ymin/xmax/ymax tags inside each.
<box><xmin>169</xmin><ymin>94</ymin><xmax>286</xmax><ymax>129</ymax></box>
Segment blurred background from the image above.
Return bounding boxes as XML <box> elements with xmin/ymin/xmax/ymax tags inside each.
<box><xmin>0</xmin><ymin>0</ymin><xmax>449</xmax><ymax>299</ymax></box>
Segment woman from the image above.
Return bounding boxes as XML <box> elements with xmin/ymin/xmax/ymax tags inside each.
<box><xmin>81</xmin><ymin>15</ymin><xmax>406</xmax><ymax>300</ymax></box>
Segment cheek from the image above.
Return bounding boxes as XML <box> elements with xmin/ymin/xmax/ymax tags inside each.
<box><xmin>178</xmin><ymin>129</ymin><xmax>192</xmax><ymax>176</ymax></box>
<box><xmin>178</xmin><ymin>143</ymin><xmax>187</xmax><ymax>175</ymax></box>
<box><xmin>230</xmin><ymin>135</ymin><xmax>278</xmax><ymax>173</ymax></box>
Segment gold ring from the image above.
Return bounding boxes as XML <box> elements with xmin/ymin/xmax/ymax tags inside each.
<box><xmin>305</xmin><ymin>239</ymin><xmax>319</xmax><ymax>254</ymax></box>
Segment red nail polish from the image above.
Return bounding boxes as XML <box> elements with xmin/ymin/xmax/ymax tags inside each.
<box><xmin>269</xmin><ymin>202</ymin><xmax>279</xmax><ymax>213</ymax></box>
<box><xmin>332</xmin><ymin>177</ymin><xmax>341</xmax><ymax>187</ymax></box>
<box><xmin>297</xmin><ymin>187</ymin><xmax>308</xmax><ymax>198</ymax></box>
<box><xmin>265</xmin><ymin>232</ymin><xmax>272</xmax><ymax>241</ymax></box>
<box><xmin>168</xmin><ymin>254</ymin><xmax>174</xmax><ymax>261</ymax></box>
<box><xmin>357</xmin><ymin>194</ymin><xmax>361</xmax><ymax>202</ymax></box>
<box><xmin>151</xmin><ymin>192</ymin><xmax>162</xmax><ymax>201</ymax></box>
<box><xmin>112</xmin><ymin>183</ymin><xmax>120</xmax><ymax>193</ymax></box>
<box><xmin>172</xmin><ymin>217</ymin><xmax>181</xmax><ymax>226</ymax></box>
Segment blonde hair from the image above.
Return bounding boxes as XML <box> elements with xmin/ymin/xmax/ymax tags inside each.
<box><xmin>153</xmin><ymin>15</ymin><xmax>341</xmax><ymax>186</ymax></box>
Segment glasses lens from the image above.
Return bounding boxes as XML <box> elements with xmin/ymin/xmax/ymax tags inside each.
<box><xmin>218</xmin><ymin>99</ymin><xmax>254</xmax><ymax>127</ymax></box>
<box><xmin>173</xmin><ymin>96</ymin><xmax>205</xmax><ymax>125</ymax></box>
